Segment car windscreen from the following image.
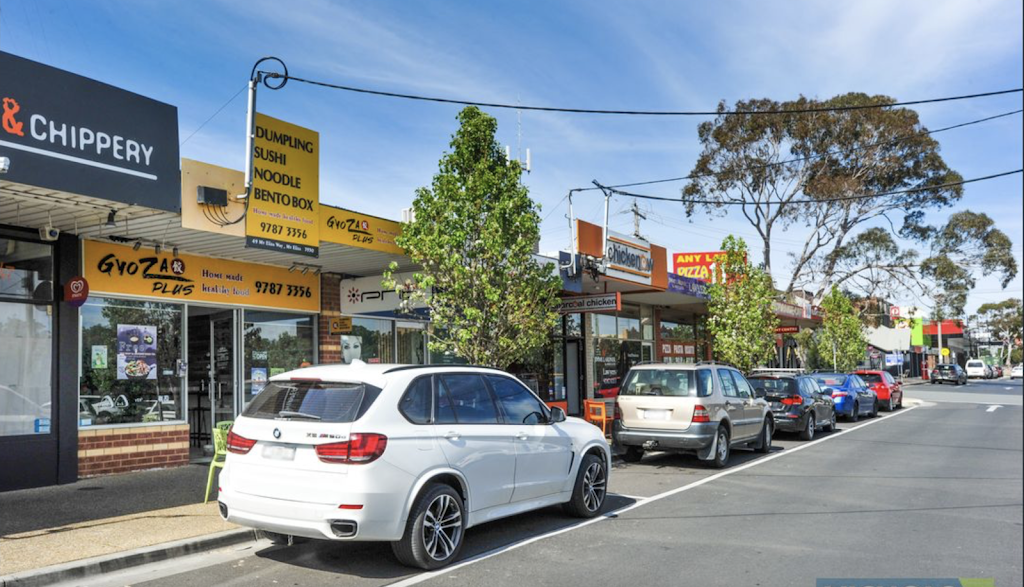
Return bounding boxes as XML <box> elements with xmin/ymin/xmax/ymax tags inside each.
<box><xmin>620</xmin><ymin>369</ymin><xmax>706</xmax><ymax>397</ymax></box>
<box><xmin>814</xmin><ymin>375</ymin><xmax>847</xmax><ymax>388</ymax></box>
<box><xmin>749</xmin><ymin>378</ymin><xmax>796</xmax><ymax>394</ymax></box>
<box><xmin>858</xmin><ymin>373</ymin><xmax>883</xmax><ymax>384</ymax></box>
<box><xmin>243</xmin><ymin>380</ymin><xmax>381</xmax><ymax>422</ymax></box>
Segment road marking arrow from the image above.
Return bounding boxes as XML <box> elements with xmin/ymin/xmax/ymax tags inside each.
<box><xmin>986</xmin><ymin>405</ymin><xmax>1003</xmax><ymax>412</ymax></box>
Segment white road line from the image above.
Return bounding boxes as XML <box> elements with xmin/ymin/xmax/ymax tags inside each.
<box><xmin>987</xmin><ymin>405</ymin><xmax>1003</xmax><ymax>412</ymax></box>
<box><xmin>387</xmin><ymin>406</ymin><xmax>920</xmax><ymax>587</ymax></box>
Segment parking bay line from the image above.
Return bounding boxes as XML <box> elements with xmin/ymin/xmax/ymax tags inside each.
<box><xmin>387</xmin><ymin>406</ymin><xmax>920</xmax><ymax>587</ymax></box>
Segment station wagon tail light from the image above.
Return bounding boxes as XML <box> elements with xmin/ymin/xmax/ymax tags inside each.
<box><xmin>781</xmin><ymin>395</ymin><xmax>803</xmax><ymax>405</ymax></box>
<box><xmin>692</xmin><ymin>405</ymin><xmax>710</xmax><ymax>423</ymax></box>
<box><xmin>831</xmin><ymin>391</ymin><xmax>848</xmax><ymax>398</ymax></box>
<box><xmin>316</xmin><ymin>433</ymin><xmax>388</xmax><ymax>464</ymax></box>
<box><xmin>226</xmin><ymin>431</ymin><xmax>256</xmax><ymax>455</ymax></box>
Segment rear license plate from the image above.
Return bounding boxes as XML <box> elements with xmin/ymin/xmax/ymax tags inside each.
<box><xmin>261</xmin><ymin>445</ymin><xmax>295</xmax><ymax>461</ymax></box>
<box><xmin>643</xmin><ymin>409</ymin><xmax>670</xmax><ymax>420</ymax></box>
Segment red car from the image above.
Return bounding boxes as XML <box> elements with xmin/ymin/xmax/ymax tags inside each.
<box><xmin>854</xmin><ymin>370</ymin><xmax>903</xmax><ymax>411</ymax></box>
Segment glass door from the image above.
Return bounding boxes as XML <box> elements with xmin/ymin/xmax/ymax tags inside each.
<box><xmin>210</xmin><ymin>313</ymin><xmax>235</xmax><ymax>428</ymax></box>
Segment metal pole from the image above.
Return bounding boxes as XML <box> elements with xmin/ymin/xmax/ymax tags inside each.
<box><xmin>236</xmin><ymin>77</ymin><xmax>259</xmax><ymax>200</ymax></box>
<box><xmin>937</xmin><ymin>318</ymin><xmax>944</xmax><ymax>365</ymax></box>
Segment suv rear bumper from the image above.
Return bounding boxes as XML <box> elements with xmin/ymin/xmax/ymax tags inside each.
<box><xmin>613</xmin><ymin>421</ymin><xmax>718</xmax><ymax>451</ymax></box>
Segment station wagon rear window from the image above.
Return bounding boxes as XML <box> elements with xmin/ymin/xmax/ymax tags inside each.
<box><xmin>243</xmin><ymin>381</ymin><xmax>381</xmax><ymax>422</ymax></box>
<box><xmin>620</xmin><ymin>369</ymin><xmax>711</xmax><ymax>397</ymax></box>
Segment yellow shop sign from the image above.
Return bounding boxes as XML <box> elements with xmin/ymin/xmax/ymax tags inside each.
<box><xmin>320</xmin><ymin>205</ymin><xmax>403</xmax><ymax>255</ymax></box>
<box><xmin>245</xmin><ymin>113</ymin><xmax>320</xmax><ymax>258</ymax></box>
<box><xmin>83</xmin><ymin>241</ymin><xmax>320</xmax><ymax>312</ymax></box>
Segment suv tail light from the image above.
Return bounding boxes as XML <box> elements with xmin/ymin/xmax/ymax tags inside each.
<box><xmin>226</xmin><ymin>431</ymin><xmax>256</xmax><ymax>455</ymax></box>
<box><xmin>316</xmin><ymin>433</ymin><xmax>388</xmax><ymax>464</ymax></box>
<box><xmin>781</xmin><ymin>395</ymin><xmax>804</xmax><ymax>405</ymax></box>
<box><xmin>692</xmin><ymin>405</ymin><xmax>710</xmax><ymax>423</ymax></box>
<box><xmin>614</xmin><ymin>402</ymin><xmax>623</xmax><ymax>420</ymax></box>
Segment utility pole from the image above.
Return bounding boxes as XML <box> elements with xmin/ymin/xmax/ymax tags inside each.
<box><xmin>630</xmin><ymin>199</ymin><xmax>647</xmax><ymax>240</ymax></box>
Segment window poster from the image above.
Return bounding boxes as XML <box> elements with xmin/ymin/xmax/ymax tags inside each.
<box><xmin>341</xmin><ymin>335</ymin><xmax>363</xmax><ymax>364</ymax></box>
<box><xmin>251</xmin><ymin>368</ymin><xmax>268</xmax><ymax>395</ymax></box>
<box><xmin>91</xmin><ymin>345</ymin><xmax>108</xmax><ymax>369</ymax></box>
<box><xmin>116</xmin><ymin>324</ymin><xmax>157</xmax><ymax>380</ymax></box>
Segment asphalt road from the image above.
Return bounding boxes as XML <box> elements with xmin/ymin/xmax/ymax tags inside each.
<box><xmin>907</xmin><ymin>376</ymin><xmax>1024</xmax><ymax>406</ymax></box>
<box><xmin>81</xmin><ymin>390</ymin><xmax>1023</xmax><ymax>587</ymax></box>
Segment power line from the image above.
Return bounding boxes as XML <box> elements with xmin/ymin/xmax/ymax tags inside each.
<box><xmin>595</xmin><ymin>169</ymin><xmax>1023</xmax><ymax>204</ymax></box>
<box><xmin>574</xmin><ymin>108</ymin><xmax>1023</xmax><ymax>192</ymax></box>
<box><xmin>180</xmin><ymin>83</ymin><xmax>247</xmax><ymax>147</ymax></box>
<box><xmin>266</xmin><ymin>72</ymin><xmax>1021</xmax><ymax>117</ymax></box>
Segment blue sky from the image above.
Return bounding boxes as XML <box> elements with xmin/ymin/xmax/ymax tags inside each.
<box><xmin>1</xmin><ymin>0</ymin><xmax>1021</xmax><ymax>314</ymax></box>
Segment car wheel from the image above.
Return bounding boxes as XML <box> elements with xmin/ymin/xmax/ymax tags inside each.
<box><xmin>869</xmin><ymin>400</ymin><xmax>878</xmax><ymax>418</ymax></box>
<box><xmin>259</xmin><ymin>530</ymin><xmax>293</xmax><ymax>546</ymax></box>
<box><xmin>886</xmin><ymin>395</ymin><xmax>894</xmax><ymax>412</ymax></box>
<box><xmin>849</xmin><ymin>402</ymin><xmax>859</xmax><ymax>423</ymax></box>
<box><xmin>392</xmin><ymin>483</ymin><xmax>465</xmax><ymax>570</ymax></box>
<box><xmin>800</xmin><ymin>412</ymin><xmax>815</xmax><ymax>441</ymax></box>
<box><xmin>563</xmin><ymin>453</ymin><xmax>607</xmax><ymax>518</ymax></box>
<box><xmin>621</xmin><ymin>445</ymin><xmax>644</xmax><ymax>463</ymax></box>
<box><xmin>896</xmin><ymin>393</ymin><xmax>903</xmax><ymax>409</ymax></box>
<box><xmin>823</xmin><ymin>409</ymin><xmax>836</xmax><ymax>432</ymax></box>
<box><xmin>755</xmin><ymin>418</ymin><xmax>773</xmax><ymax>453</ymax></box>
<box><xmin>708</xmin><ymin>426</ymin><xmax>731</xmax><ymax>468</ymax></box>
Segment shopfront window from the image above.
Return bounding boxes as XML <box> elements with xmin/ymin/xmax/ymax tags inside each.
<box><xmin>0</xmin><ymin>302</ymin><xmax>52</xmax><ymax>436</ymax></box>
<box><xmin>346</xmin><ymin>318</ymin><xmax>394</xmax><ymax>364</ymax></box>
<box><xmin>79</xmin><ymin>298</ymin><xmax>184</xmax><ymax>425</ymax></box>
<box><xmin>243</xmin><ymin>311</ymin><xmax>316</xmax><ymax>406</ymax></box>
<box><xmin>396</xmin><ymin>321</ymin><xmax>427</xmax><ymax>364</ymax></box>
<box><xmin>0</xmin><ymin>239</ymin><xmax>53</xmax><ymax>301</ymax></box>
<box><xmin>658</xmin><ymin>319</ymin><xmax>698</xmax><ymax>364</ymax></box>
<box><xmin>588</xmin><ymin>306</ymin><xmax>652</xmax><ymax>399</ymax></box>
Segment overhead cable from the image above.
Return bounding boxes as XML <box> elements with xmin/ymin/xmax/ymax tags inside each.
<box><xmin>263</xmin><ymin>72</ymin><xmax>1021</xmax><ymax>117</ymax></box>
<box><xmin>593</xmin><ymin>169</ymin><xmax>1023</xmax><ymax>204</ymax></box>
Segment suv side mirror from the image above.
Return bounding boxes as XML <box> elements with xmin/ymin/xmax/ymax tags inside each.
<box><xmin>548</xmin><ymin>406</ymin><xmax>567</xmax><ymax>424</ymax></box>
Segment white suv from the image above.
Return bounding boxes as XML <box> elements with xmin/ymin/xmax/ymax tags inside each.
<box><xmin>965</xmin><ymin>360</ymin><xmax>988</xmax><ymax>379</ymax></box>
<box><xmin>218</xmin><ymin>362</ymin><xmax>611</xmax><ymax>569</ymax></box>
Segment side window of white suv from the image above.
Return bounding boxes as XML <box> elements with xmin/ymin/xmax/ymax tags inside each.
<box><xmin>718</xmin><ymin>369</ymin><xmax>739</xmax><ymax>397</ymax></box>
<box><xmin>730</xmin><ymin>371</ymin><xmax>754</xmax><ymax>399</ymax></box>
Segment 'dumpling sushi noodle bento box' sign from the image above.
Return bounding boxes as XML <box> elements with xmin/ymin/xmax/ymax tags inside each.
<box><xmin>83</xmin><ymin>240</ymin><xmax>320</xmax><ymax>312</ymax></box>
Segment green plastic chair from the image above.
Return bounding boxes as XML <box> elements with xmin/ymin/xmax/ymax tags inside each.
<box><xmin>204</xmin><ymin>420</ymin><xmax>234</xmax><ymax>504</ymax></box>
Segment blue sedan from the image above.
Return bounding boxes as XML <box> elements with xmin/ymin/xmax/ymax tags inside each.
<box><xmin>812</xmin><ymin>373</ymin><xmax>878</xmax><ymax>422</ymax></box>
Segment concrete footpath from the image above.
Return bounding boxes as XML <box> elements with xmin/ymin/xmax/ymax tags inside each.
<box><xmin>0</xmin><ymin>463</ymin><xmax>255</xmax><ymax>587</ymax></box>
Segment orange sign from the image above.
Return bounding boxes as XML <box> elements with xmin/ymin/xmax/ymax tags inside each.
<box><xmin>673</xmin><ymin>251</ymin><xmax>726</xmax><ymax>282</ymax></box>
<box><xmin>83</xmin><ymin>240</ymin><xmax>320</xmax><ymax>312</ymax></box>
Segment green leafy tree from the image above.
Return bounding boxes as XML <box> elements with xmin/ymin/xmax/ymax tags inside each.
<box><xmin>974</xmin><ymin>298</ymin><xmax>1023</xmax><ymax>366</ymax></box>
<box><xmin>793</xmin><ymin>328</ymin><xmax>822</xmax><ymax>371</ymax></box>
<box><xmin>384</xmin><ymin>106</ymin><xmax>562</xmax><ymax>369</ymax></box>
<box><xmin>818</xmin><ymin>285</ymin><xmax>867</xmax><ymax>371</ymax></box>
<box><xmin>918</xmin><ymin>211</ymin><xmax>1018</xmax><ymax>319</ymax></box>
<box><xmin>705</xmin><ymin>236</ymin><xmax>779</xmax><ymax>373</ymax></box>
<box><xmin>682</xmin><ymin>93</ymin><xmax>962</xmax><ymax>301</ymax></box>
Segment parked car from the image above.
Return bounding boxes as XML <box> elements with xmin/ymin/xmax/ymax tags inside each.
<box><xmin>965</xmin><ymin>360</ymin><xmax>988</xmax><ymax>379</ymax></box>
<box><xmin>218</xmin><ymin>362</ymin><xmax>611</xmax><ymax>570</ymax></box>
<box><xmin>811</xmin><ymin>373</ymin><xmax>877</xmax><ymax>422</ymax></box>
<box><xmin>992</xmin><ymin>365</ymin><xmax>1003</xmax><ymax>378</ymax></box>
<box><xmin>930</xmin><ymin>363</ymin><xmax>967</xmax><ymax>385</ymax></box>
<box><xmin>854</xmin><ymin>369</ymin><xmax>904</xmax><ymax>411</ymax></box>
<box><xmin>613</xmin><ymin>363</ymin><xmax>774</xmax><ymax>468</ymax></box>
<box><xmin>748</xmin><ymin>373</ymin><xmax>835</xmax><ymax>440</ymax></box>
<box><xmin>1012</xmin><ymin>364</ymin><xmax>1023</xmax><ymax>380</ymax></box>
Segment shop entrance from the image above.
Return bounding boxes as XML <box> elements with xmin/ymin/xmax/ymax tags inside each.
<box><xmin>186</xmin><ymin>306</ymin><xmax>238</xmax><ymax>461</ymax></box>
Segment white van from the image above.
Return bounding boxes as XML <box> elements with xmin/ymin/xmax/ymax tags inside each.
<box><xmin>965</xmin><ymin>360</ymin><xmax>988</xmax><ymax>379</ymax></box>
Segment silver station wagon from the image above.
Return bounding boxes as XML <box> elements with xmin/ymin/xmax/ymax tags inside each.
<box><xmin>612</xmin><ymin>363</ymin><xmax>774</xmax><ymax>467</ymax></box>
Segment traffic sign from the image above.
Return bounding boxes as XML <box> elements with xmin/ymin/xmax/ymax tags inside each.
<box><xmin>941</xmin><ymin>347</ymin><xmax>950</xmax><ymax>357</ymax></box>
<box><xmin>889</xmin><ymin>306</ymin><xmax>900</xmax><ymax>318</ymax></box>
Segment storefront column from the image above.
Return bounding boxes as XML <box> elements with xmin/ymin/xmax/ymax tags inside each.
<box><xmin>319</xmin><ymin>273</ymin><xmax>342</xmax><ymax>364</ymax></box>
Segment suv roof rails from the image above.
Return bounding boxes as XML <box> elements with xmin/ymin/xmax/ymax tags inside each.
<box><xmin>696</xmin><ymin>360</ymin><xmax>737</xmax><ymax>369</ymax></box>
<box><xmin>382</xmin><ymin>364</ymin><xmax>504</xmax><ymax>374</ymax></box>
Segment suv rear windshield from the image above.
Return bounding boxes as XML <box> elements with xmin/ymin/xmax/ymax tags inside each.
<box><xmin>243</xmin><ymin>380</ymin><xmax>381</xmax><ymax>422</ymax></box>
<box><xmin>749</xmin><ymin>377</ymin><xmax>796</xmax><ymax>394</ymax></box>
<box><xmin>620</xmin><ymin>369</ymin><xmax>711</xmax><ymax>397</ymax></box>
<box><xmin>966</xmin><ymin>361</ymin><xmax>984</xmax><ymax>368</ymax></box>
<box><xmin>858</xmin><ymin>373</ymin><xmax>883</xmax><ymax>384</ymax></box>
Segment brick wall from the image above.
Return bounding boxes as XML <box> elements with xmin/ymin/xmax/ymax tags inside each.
<box><xmin>320</xmin><ymin>272</ymin><xmax>341</xmax><ymax>364</ymax></box>
<box><xmin>78</xmin><ymin>423</ymin><xmax>189</xmax><ymax>478</ymax></box>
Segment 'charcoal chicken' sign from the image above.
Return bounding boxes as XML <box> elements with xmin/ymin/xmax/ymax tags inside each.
<box><xmin>0</xmin><ymin>51</ymin><xmax>180</xmax><ymax>211</ymax></box>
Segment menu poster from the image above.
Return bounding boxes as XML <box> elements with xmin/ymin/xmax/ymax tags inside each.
<box><xmin>251</xmin><ymin>368</ymin><xmax>268</xmax><ymax>395</ymax></box>
<box><xmin>116</xmin><ymin>324</ymin><xmax>157</xmax><ymax>380</ymax></box>
<box><xmin>91</xmin><ymin>345</ymin><xmax>108</xmax><ymax>369</ymax></box>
